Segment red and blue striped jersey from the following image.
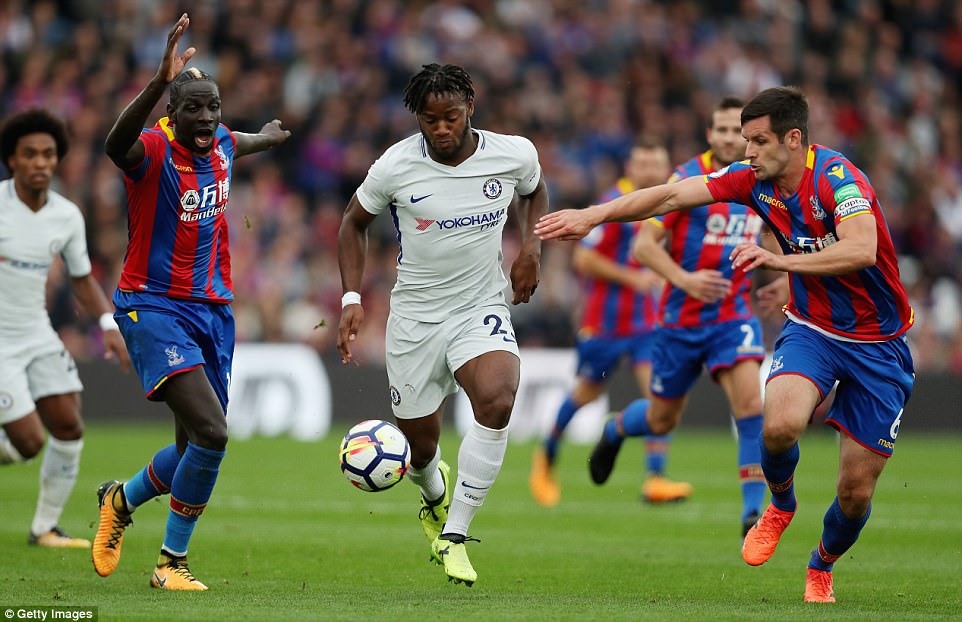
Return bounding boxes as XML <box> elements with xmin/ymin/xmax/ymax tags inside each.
<box><xmin>705</xmin><ymin>144</ymin><xmax>913</xmax><ymax>341</ymax></box>
<box><xmin>117</xmin><ymin>117</ymin><xmax>236</xmax><ymax>303</ymax></box>
<box><xmin>577</xmin><ymin>178</ymin><xmax>659</xmax><ymax>338</ymax></box>
<box><xmin>654</xmin><ymin>150</ymin><xmax>762</xmax><ymax>328</ymax></box>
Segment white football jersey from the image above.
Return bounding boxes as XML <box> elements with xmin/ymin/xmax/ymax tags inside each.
<box><xmin>356</xmin><ymin>129</ymin><xmax>541</xmax><ymax>322</ymax></box>
<box><xmin>0</xmin><ymin>179</ymin><xmax>91</xmax><ymax>339</ymax></box>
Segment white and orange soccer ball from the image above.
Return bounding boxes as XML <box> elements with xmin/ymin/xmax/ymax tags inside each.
<box><xmin>338</xmin><ymin>419</ymin><xmax>411</xmax><ymax>492</ymax></box>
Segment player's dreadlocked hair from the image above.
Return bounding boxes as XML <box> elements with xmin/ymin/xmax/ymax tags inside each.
<box><xmin>0</xmin><ymin>108</ymin><xmax>69</xmax><ymax>172</ymax></box>
<box><xmin>169</xmin><ymin>67</ymin><xmax>216</xmax><ymax>107</ymax></box>
<box><xmin>402</xmin><ymin>64</ymin><xmax>475</xmax><ymax>114</ymax></box>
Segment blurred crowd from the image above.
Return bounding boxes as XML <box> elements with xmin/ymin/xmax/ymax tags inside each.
<box><xmin>2</xmin><ymin>0</ymin><xmax>961</xmax><ymax>374</ymax></box>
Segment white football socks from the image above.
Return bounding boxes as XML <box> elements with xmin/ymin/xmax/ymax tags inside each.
<box><xmin>444</xmin><ymin>420</ymin><xmax>508</xmax><ymax>536</ymax></box>
<box><xmin>407</xmin><ymin>445</ymin><xmax>445</xmax><ymax>502</ymax></box>
<box><xmin>32</xmin><ymin>436</ymin><xmax>83</xmax><ymax>535</ymax></box>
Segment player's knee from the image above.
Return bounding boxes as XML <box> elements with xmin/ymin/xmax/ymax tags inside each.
<box><xmin>46</xmin><ymin>419</ymin><xmax>84</xmax><ymax>441</ymax></box>
<box><xmin>647</xmin><ymin>416</ymin><xmax>676</xmax><ymax>436</ymax></box>
<box><xmin>761</xmin><ymin>417</ymin><xmax>802</xmax><ymax>450</ymax></box>
<box><xmin>647</xmin><ymin>401</ymin><xmax>681</xmax><ymax>435</ymax></box>
<box><xmin>836</xmin><ymin>484</ymin><xmax>873</xmax><ymax>518</ymax></box>
<box><xmin>191</xmin><ymin>418</ymin><xmax>228</xmax><ymax>450</ymax></box>
<box><xmin>732</xmin><ymin>395</ymin><xmax>763</xmax><ymax>418</ymax></box>
<box><xmin>474</xmin><ymin>391</ymin><xmax>515</xmax><ymax>429</ymax></box>
<box><xmin>14</xmin><ymin>433</ymin><xmax>45</xmax><ymax>460</ymax></box>
<box><xmin>36</xmin><ymin>395</ymin><xmax>84</xmax><ymax>440</ymax></box>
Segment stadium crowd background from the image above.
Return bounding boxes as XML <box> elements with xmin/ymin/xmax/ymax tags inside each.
<box><xmin>2</xmin><ymin>0</ymin><xmax>961</xmax><ymax>374</ymax></box>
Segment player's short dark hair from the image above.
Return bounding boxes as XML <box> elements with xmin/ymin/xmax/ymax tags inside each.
<box><xmin>709</xmin><ymin>96</ymin><xmax>745</xmax><ymax>129</ymax></box>
<box><xmin>169</xmin><ymin>67</ymin><xmax>216</xmax><ymax>107</ymax></box>
<box><xmin>402</xmin><ymin>63</ymin><xmax>475</xmax><ymax>114</ymax></box>
<box><xmin>717</xmin><ymin>96</ymin><xmax>745</xmax><ymax>111</ymax></box>
<box><xmin>0</xmin><ymin>108</ymin><xmax>69</xmax><ymax>173</ymax></box>
<box><xmin>633</xmin><ymin>134</ymin><xmax>666</xmax><ymax>151</ymax></box>
<box><xmin>742</xmin><ymin>86</ymin><xmax>808</xmax><ymax>144</ymax></box>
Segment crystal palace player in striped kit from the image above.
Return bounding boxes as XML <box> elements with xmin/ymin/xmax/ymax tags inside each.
<box><xmin>529</xmin><ymin>137</ymin><xmax>692</xmax><ymax>508</ymax></box>
<box><xmin>91</xmin><ymin>13</ymin><xmax>290</xmax><ymax>591</ymax></box>
<box><xmin>586</xmin><ymin>98</ymin><xmax>767</xmax><ymax>537</ymax></box>
<box><xmin>535</xmin><ymin>86</ymin><xmax>914</xmax><ymax>604</ymax></box>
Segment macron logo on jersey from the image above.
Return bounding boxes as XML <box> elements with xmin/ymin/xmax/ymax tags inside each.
<box><xmin>413</xmin><ymin>208</ymin><xmax>506</xmax><ymax>233</ymax></box>
<box><xmin>757</xmin><ymin>192</ymin><xmax>787</xmax><ymax>211</ymax></box>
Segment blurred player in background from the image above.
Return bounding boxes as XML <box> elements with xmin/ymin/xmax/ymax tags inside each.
<box><xmin>338</xmin><ymin>63</ymin><xmax>548</xmax><ymax>586</ymax></box>
<box><xmin>0</xmin><ymin>108</ymin><xmax>130</xmax><ymax>549</ymax></box>
<box><xmin>586</xmin><ymin>98</ymin><xmax>767</xmax><ymax>538</ymax></box>
<box><xmin>529</xmin><ymin>136</ymin><xmax>692</xmax><ymax>508</ymax></box>
<box><xmin>91</xmin><ymin>13</ymin><xmax>290</xmax><ymax>591</ymax></box>
<box><xmin>536</xmin><ymin>86</ymin><xmax>914</xmax><ymax>604</ymax></box>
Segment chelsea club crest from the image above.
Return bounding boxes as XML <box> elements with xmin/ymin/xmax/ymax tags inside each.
<box><xmin>482</xmin><ymin>178</ymin><xmax>503</xmax><ymax>199</ymax></box>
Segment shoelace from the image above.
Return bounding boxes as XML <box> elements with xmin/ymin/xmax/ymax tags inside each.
<box><xmin>106</xmin><ymin>514</ymin><xmax>132</xmax><ymax>549</ymax></box>
<box><xmin>104</xmin><ymin>494</ymin><xmax>133</xmax><ymax>549</ymax></box>
<box><xmin>755</xmin><ymin>512</ymin><xmax>791</xmax><ymax>543</ymax></box>
<box><xmin>419</xmin><ymin>492</ymin><xmax>446</xmax><ymax>521</ymax></box>
<box><xmin>439</xmin><ymin>534</ymin><xmax>481</xmax><ymax>545</ymax></box>
<box><xmin>167</xmin><ymin>558</ymin><xmax>199</xmax><ymax>582</ymax></box>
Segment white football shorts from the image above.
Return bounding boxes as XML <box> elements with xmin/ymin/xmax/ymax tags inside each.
<box><xmin>0</xmin><ymin>330</ymin><xmax>82</xmax><ymax>424</ymax></box>
<box><xmin>385</xmin><ymin>302</ymin><xmax>520</xmax><ymax>419</ymax></box>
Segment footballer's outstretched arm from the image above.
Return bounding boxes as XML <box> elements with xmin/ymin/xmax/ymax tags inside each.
<box><xmin>105</xmin><ymin>13</ymin><xmax>194</xmax><ymax>169</ymax></box>
<box><xmin>234</xmin><ymin>121</ymin><xmax>291</xmax><ymax>157</ymax></box>
<box><xmin>535</xmin><ymin>176</ymin><xmax>715</xmax><ymax>241</ymax></box>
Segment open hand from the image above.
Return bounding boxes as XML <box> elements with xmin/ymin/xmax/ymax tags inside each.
<box><xmin>158</xmin><ymin>13</ymin><xmax>196</xmax><ymax>83</ymax></box>
<box><xmin>534</xmin><ymin>208</ymin><xmax>597</xmax><ymax>241</ymax></box>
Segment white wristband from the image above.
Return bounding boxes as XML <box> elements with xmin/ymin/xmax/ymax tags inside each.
<box><xmin>99</xmin><ymin>312</ymin><xmax>119</xmax><ymax>332</ymax></box>
<box><xmin>341</xmin><ymin>291</ymin><xmax>361</xmax><ymax>308</ymax></box>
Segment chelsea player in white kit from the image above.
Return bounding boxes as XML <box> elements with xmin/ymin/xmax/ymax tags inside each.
<box><xmin>337</xmin><ymin>63</ymin><xmax>548</xmax><ymax>586</ymax></box>
<box><xmin>0</xmin><ymin>109</ymin><xmax>130</xmax><ymax>547</ymax></box>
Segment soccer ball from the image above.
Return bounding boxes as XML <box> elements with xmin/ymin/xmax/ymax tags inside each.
<box><xmin>338</xmin><ymin>419</ymin><xmax>411</xmax><ymax>492</ymax></box>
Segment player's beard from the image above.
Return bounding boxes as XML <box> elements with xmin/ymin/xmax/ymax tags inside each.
<box><xmin>427</xmin><ymin>124</ymin><xmax>472</xmax><ymax>162</ymax></box>
<box><xmin>715</xmin><ymin>144</ymin><xmax>744</xmax><ymax>168</ymax></box>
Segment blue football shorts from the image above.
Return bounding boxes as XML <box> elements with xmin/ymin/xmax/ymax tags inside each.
<box><xmin>767</xmin><ymin>320</ymin><xmax>915</xmax><ymax>456</ymax></box>
<box><xmin>113</xmin><ymin>290</ymin><xmax>235</xmax><ymax>412</ymax></box>
<box><xmin>575</xmin><ymin>333</ymin><xmax>654</xmax><ymax>383</ymax></box>
<box><xmin>651</xmin><ymin>317</ymin><xmax>766</xmax><ymax>399</ymax></box>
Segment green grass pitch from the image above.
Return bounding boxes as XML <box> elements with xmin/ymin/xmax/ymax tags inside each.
<box><xmin>2</xmin><ymin>423</ymin><xmax>960</xmax><ymax>621</ymax></box>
